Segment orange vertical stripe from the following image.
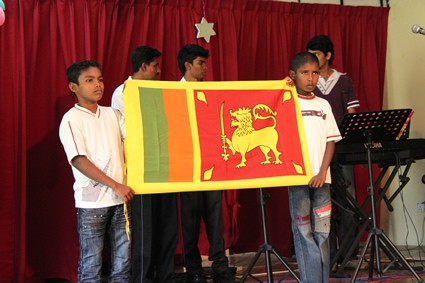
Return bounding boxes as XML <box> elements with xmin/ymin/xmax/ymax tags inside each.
<box><xmin>162</xmin><ymin>89</ymin><xmax>194</xmax><ymax>182</ymax></box>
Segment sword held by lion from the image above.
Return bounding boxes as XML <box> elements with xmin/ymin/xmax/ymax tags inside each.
<box><xmin>220</xmin><ymin>103</ymin><xmax>283</xmax><ymax>168</ymax></box>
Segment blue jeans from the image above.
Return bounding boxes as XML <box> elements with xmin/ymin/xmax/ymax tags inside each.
<box><xmin>77</xmin><ymin>204</ymin><xmax>131</xmax><ymax>282</ymax></box>
<box><xmin>288</xmin><ymin>184</ymin><xmax>331</xmax><ymax>283</ymax></box>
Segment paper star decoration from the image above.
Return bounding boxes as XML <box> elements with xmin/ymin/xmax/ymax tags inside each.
<box><xmin>195</xmin><ymin>17</ymin><xmax>216</xmax><ymax>43</ymax></box>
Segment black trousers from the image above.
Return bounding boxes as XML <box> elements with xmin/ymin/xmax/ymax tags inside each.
<box><xmin>131</xmin><ymin>193</ymin><xmax>178</xmax><ymax>283</ymax></box>
<box><xmin>330</xmin><ymin>162</ymin><xmax>358</xmax><ymax>262</ymax></box>
<box><xmin>180</xmin><ymin>190</ymin><xmax>228</xmax><ymax>275</ymax></box>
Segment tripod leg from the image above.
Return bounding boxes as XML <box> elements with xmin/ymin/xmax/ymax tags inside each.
<box><xmin>372</xmin><ymin>229</ymin><xmax>383</xmax><ymax>277</ymax></box>
<box><xmin>264</xmin><ymin>248</ymin><xmax>273</xmax><ymax>283</ymax></box>
<box><xmin>379</xmin><ymin>232</ymin><xmax>424</xmax><ymax>282</ymax></box>
<box><xmin>378</xmin><ymin>235</ymin><xmax>404</xmax><ymax>271</ymax></box>
<box><xmin>239</xmin><ymin>244</ymin><xmax>302</xmax><ymax>283</ymax></box>
<box><xmin>241</xmin><ymin>189</ymin><xmax>301</xmax><ymax>283</ymax></box>
<box><xmin>368</xmin><ymin>235</ymin><xmax>380</xmax><ymax>279</ymax></box>
<box><xmin>239</xmin><ymin>246</ymin><xmax>266</xmax><ymax>283</ymax></box>
<box><xmin>271</xmin><ymin>247</ymin><xmax>301</xmax><ymax>282</ymax></box>
<box><xmin>350</xmin><ymin>231</ymin><xmax>373</xmax><ymax>283</ymax></box>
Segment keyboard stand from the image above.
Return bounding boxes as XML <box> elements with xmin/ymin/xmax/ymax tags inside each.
<box><xmin>331</xmin><ymin>109</ymin><xmax>422</xmax><ymax>282</ymax></box>
<box><xmin>331</xmin><ymin>158</ymin><xmax>417</xmax><ymax>274</ymax></box>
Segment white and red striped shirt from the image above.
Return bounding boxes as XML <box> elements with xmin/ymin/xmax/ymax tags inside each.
<box><xmin>298</xmin><ymin>94</ymin><xmax>341</xmax><ymax>184</ymax></box>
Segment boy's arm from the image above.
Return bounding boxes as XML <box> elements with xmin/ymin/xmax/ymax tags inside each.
<box><xmin>308</xmin><ymin>141</ymin><xmax>335</xmax><ymax>189</ymax></box>
<box><xmin>71</xmin><ymin>155</ymin><xmax>135</xmax><ymax>203</ymax></box>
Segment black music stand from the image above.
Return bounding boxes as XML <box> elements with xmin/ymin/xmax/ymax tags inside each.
<box><xmin>338</xmin><ymin>109</ymin><xmax>422</xmax><ymax>283</ymax></box>
<box><xmin>239</xmin><ymin>188</ymin><xmax>301</xmax><ymax>283</ymax></box>
<box><xmin>338</xmin><ymin>109</ymin><xmax>413</xmax><ymax>146</ymax></box>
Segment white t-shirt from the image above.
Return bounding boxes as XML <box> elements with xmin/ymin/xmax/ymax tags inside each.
<box><xmin>111</xmin><ymin>76</ymin><xmax>132</xmax><ymax>114</ymax></box>
<box><xmin>59</xmin><ymin>104</ymin><xmax>126</xmax><ymax>208</ymax></box>
<box><xmin>298</xmin><ymin>94</ymin><xmax>342</xmax><ymax>184</ymax></box>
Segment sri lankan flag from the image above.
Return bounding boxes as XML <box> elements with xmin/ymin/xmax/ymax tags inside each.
<box><xmin>123</xmin><ymin>79</ymin><xmax>312</xmax><ymax>194</ymax></box>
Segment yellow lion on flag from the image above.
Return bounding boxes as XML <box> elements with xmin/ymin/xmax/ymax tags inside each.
<box><xmin>223</xmin><ymin>104</ymin><xmax>283</xmax><ymax>168</ymax></box>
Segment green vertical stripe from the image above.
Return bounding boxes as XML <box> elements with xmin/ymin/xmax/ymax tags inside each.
<box><xmin>139</xmin><ymin>87</ymin><xmax>169</xmax><ymax>182</ymax></box>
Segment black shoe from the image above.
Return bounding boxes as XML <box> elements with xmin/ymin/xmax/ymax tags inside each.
<box><xmin>213</xmin><ymin>267</ymin><xmax>236</xmax><ymax>283</ymax></box>
<box><xmin>186</xmin><ymin>273</ymin><xmax>207</xmax><ymax>283</ymax></box>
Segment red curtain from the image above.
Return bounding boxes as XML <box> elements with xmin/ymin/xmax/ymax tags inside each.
<box><xmin>0</xmin><ymin>0</ymin><xmax>389</xmax><ymax>281</ymax></box>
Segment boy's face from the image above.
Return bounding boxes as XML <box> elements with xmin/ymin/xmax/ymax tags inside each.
<box><xmin>307</xmin><ymin>49</ymin><xmax>331</xmax><ymax>69</ymax></box>
<box><xmin>140</xmin><ymin>57</ymin><xmax>161</xmax><ymax>80</ymax></box>
<box><xmin>289</xmin><ymin>62</ymin><xmax>319</xmax><ymax>96</ymax></box>
<box><xmin>69</xmin><ymin>66</ymin><xmax>104</xmax><ymax>106</ymax></box>
<box><xmin>185</xmin><ymin>56</ymin><xmax>207</xmax><ymax>81</ymax></box>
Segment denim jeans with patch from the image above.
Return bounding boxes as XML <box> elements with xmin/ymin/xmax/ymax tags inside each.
<box><xmin>77</xmin><ymin>204</ymin><xmax>131</xmax><ymax>282</ymax></box>
<box><xmin>288</xmin><ymin>184</ymin><xmax>331</xmax><ymax>283</ymax></box>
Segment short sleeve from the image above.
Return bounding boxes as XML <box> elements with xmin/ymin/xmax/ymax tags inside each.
<box><xmin>111</xmin><ymin>84</ymin><xmax>125</xmax><ymax>114</ymax></box>
<box><xmin>113</xmin><ymin>108</ymin><xmax>126</xmax><ymax>139</ymax></box>
<box><xmin>59</xmin><ymin>112</ymin><xmax>87</xmax><ymax>163</ymax></box>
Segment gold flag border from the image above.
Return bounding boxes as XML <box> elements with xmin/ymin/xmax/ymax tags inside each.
<box><xmin>123</xmin><ymin>79</ymin><xmax>312</xmax><ymax>194</ymax></box>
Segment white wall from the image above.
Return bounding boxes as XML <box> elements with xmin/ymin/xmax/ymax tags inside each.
<box><xmin>276</xmin><ymin>0</ymin><xmax>388</xmax><ymax>7</ymax></box>
<box><xmin>381</xmin><ymin>0</ymin><xmax>425</xmax><ymax>246</ymax></box>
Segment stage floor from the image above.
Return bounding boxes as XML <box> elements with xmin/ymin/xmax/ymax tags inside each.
<box><xmin>174</xmin><ymin>245</ymin><xmax>425</xmax><ymax>283</ymax></box>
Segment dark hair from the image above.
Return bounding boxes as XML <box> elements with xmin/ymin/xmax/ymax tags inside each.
<box><xmin>306</xmin><ymin>35</ymin><xmax>335</xmax><ymax>66</ymax></box>
<box><xmin>291</xmin><ymin>52</ymin><xmax>319</xmax><ymax>72</ymax></box>
<box><xmin>177</xmin><ymin>44</ymin><xmax>209</xmax><ymax>75</ymax></box>
<box><xmin>66</xmin><ymin>60</ymin><xmax>101</xmax><ymax>84</ymax></box>
<box><xmin>131</xmin><ymin>46</ymin><xmax>161</xmax><ymax>73</ymax></box>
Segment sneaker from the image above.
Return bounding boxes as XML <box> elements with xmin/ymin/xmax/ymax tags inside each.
<box><xmin>213</xmin><ymin>267</ymin><xmax>236</xmax><ymax>283</ymax></box>
<box><xmin>187</xmin><ymin>273</ymin><xmax>207</xmax><ymax>283</ymax></box>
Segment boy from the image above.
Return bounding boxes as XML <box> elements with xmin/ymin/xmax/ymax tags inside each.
<box><xmin>287</xmin><ymin>52</ymin><xmax>341</xmax><ymax>283</ymax></box>
<box><xmin>112</xmin><ymin>46</ymin><xmax>178</xmax><ymax>283</ymax></box>
<box><xmin>59</xmin><ymin>60</ymin><xmax>135</xmax><ymax>282</ymax></box>
<box><xmin>177</xmin><ymin>44</ymin><xmax>235</xmax><ymax>283</ymax></box>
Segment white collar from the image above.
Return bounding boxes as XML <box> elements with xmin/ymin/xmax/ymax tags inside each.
<box><xmin>74</xmin><ymin>103</ymin><xmax>100</xmax><ymax>116</ymax></box>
